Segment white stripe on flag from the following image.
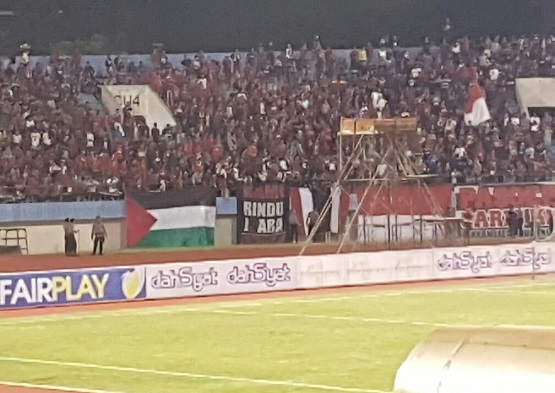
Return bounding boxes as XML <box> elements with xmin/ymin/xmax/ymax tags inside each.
<box><xmin>464</xmin><ymin>96</ymin><xmax>490</xmax><ymax>126</ymax></box>
<box><xmin>464</xmin><ymin>84</ymin><xmax>491</xmax><ymax>126</ymax></box>
<box><xmin>150</xmin><ymin>206</ymin><xmax>216</xmax><ymax>231</ymax></box>
<box><xmin>298</xmin><ymin>187</ymin><xmax>314</xmax><ymax>235</ymax></box>
<box><xmin>330</xmin><ymin>187</ymin><xmax>341</xmax><ymax>234</ymax></box>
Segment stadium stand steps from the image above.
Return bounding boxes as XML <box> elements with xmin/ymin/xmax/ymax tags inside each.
<box><xmin>77</xmin><ymin>93</ymin><xmax>106</xmax><ymax>113</ymax></box>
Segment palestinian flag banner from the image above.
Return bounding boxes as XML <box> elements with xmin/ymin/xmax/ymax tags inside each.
<box><xmin>126</xmin><ymin>187</ymin><xmax>217</xmax><ymax>248</ymax></box>
<box><xmin>238</xmin><ymin>183</ymin><xmax>289</xmax><ymax>244</ymax></box>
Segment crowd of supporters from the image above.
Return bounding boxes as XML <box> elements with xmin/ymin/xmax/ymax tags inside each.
<box><xmin>0</xmin><ymin>34</ymin><xmax>555</xmax><ymax>202</ymax></box>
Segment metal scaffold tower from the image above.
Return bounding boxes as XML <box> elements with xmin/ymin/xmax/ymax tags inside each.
<box><xmin>300</xmin><ymin>117</ymin><xmax>449</xmax><ymax>255</ymax></box>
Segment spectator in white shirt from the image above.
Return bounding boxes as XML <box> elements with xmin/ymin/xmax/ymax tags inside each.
<box><xmin>530</xmin><ymin>114</ymin><xmax>541</xmax><ymax>132</ymax></box>
<box><xmin>86</xmin><ymin>131</ymin><xmax>95</xmax><ymax>149</ymax></box>
<box><xmin>489</xmin><ymin>67</ymin><xmax>500</xmax><ymax>81</ymax></box>
<box><xmin>30</xmin><ymin>130</ymin><xmax>41</xmax><ymax>149</ymax></box>
<box><xmin>285</xmin><ymin>44</ymin><xmax>293</xmax><ymax>59</ymax></box>
<box><xmin>12</xmin><ymin>130</ymin><xmax>22</xmax><ymax>145</ymax></box>
<box><xmin>42</xmin><ymin>131</ymin><xmax>52</xmax><ymax>147</ymax></box>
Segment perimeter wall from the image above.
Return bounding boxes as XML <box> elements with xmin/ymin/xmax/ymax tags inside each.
<box><xmin>0</xmin><ymin>198</ymin><xmax>236</xmax><ymax>254</ymax></box>
<box><xmin>0</xmin><ymin>241</ymin><xmax>552</xmax><ymax>309</ymax></box>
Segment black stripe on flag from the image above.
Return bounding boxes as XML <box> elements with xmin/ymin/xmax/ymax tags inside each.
<box><xmin>128</xmin><ymin>187</ymin><xmax>217</xmax><ymax>210</ymax></box>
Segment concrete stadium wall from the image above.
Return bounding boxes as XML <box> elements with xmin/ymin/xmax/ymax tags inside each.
<box><xmin>0</xmin><ymin>220</ymin><xmax>125</xmax><ymax>255</ymax></box>
<box><xmin>214</xmin><ymin>217</ymin><xmax>236</xmax><ymax>247</ymax></box>
<box><xmin>101</xmin><ymin>85</ymin><xmax>177</xmax><ymax>130</ymax></box>
<box><xmin>0</xmin><ymin>216</ymin><xmax>235</xmax><ymax>255</ymax></box>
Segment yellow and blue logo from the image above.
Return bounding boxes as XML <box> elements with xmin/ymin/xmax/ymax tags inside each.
<box><xmin>0</xmin><ymin>267</ymin><xmax>147</xmax><ymax>309</ymax></box>
<box><xmin>121</xmin><ymin>268</ymin><xmax>145</xmax><ymax>300</ymax></box>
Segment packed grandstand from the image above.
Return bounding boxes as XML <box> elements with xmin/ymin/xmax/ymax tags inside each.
<box><xmin>1</xmin><ymin>35</ymin><xmax>554</xmax><ymax>203</ymax></box>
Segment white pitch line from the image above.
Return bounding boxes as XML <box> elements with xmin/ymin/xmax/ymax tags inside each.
<box><xmin>194</xmin><ymin>307</ymin><xmax>514</xmax><ymax>329</ymax></box>
<box><xmin>0</xmin><ymin>307</ymin><xmax>470</xmax><ymax>330</ymax></box>
<box><xmin>209</xmin><ymin>308</ymin><xmax>455</xmax><ymax>328</ymax></box>
<box><xmin>0</xmin><ymin>282</ymin><xmax>552</xmax><ymax>328</ymax></box>
<box><xmin>466</xmin><ymin>288</ymin><xmax>555</xmax><ymax>296</ymax></box>
<box><xmin>0</xmin><ymin>380</ymin><xmax>128</xmax><ymax>393</ymax></box>
<box><xmin>0</xmin><ymin>325</ymin><xmax>45</xmax><ymax>330</ymax></box>
<box><xmin>0</xmin><ymin>356</ymin><xmax>389</xmax><ymax>393</ymax></box>
<box><xmin>215</xmin><ymin>282</ymin><xmax>555</xmax><ymax>307</ymax></box>
<box><xmin>0</xmin><ymin>305</ymin><xmax>498</xmax><ymax>330</ymax></box>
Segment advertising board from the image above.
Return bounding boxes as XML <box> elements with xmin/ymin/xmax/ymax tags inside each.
<box><xmin>297</xmin><ymin>242</ymin><xmax>555</xmax><ymax>289</ymax></box>
<box><xmin>435</xmin><ymin>243</ymin><xmax>554</xmax><ymax>278</ymax></box>
<box><xmin>145</xmin><ymin>258</ymin><xmax>297</xmax><ymax>299</ymax></box>
<box><xmin>4</xmin><ymin>241</ymin><xmax>553</xmax><ymax>310</ymax></box>
<box><xmin>297</xmin><ymin>249</ymin><xmax>432</xmax><ymax>289</ymax></box>
<box><xmin>0</xmin><ymin>266</ymin><xmax>146</xmax><ymax>309</ymax></box>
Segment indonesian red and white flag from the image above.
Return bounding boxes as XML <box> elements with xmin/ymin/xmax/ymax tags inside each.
<box><xmin>464</xmin><ymin>84</ymin><xmax>491</xmax><ymax>126</ymax></box>
<box><xmin>290</xmin><ymin>187</ymin><xmax>314</xmax><ymax>236</ymax></box>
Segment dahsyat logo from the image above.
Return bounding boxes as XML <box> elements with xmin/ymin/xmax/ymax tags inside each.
<box><xmin>0</xmin><ymin>267</ymin><xmax>147</xmax><ymax>309</ymax></box>
<box><xmin>121</xmin><ymin>268</ymin><xmax>145</xmax><ymax>300</ymax></box>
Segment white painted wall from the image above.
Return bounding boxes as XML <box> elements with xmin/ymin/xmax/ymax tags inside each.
<box><xmin>214</xmin><ymin>217</ymin><xmax>236</xmax><ymax>247</ymax></box>
<box><xmin>101</xmin><ymin>85</ymin><xmax>176</xmax><ymax>130</ymax></box>
<box><xmin>0</xmin><ymin>220</ymin><xmax>125</xmax><ymax>255</ymax></box>
<box><xmin>0</xmin><ymin>217</ymin><xmax>234</xmax><ymax>254</ymax></box>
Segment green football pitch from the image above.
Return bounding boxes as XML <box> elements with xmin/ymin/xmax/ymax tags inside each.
<box><xmin>0</xmin><ymin>278</ymin><xmax>554</xmax><ymax>393</ymax></box>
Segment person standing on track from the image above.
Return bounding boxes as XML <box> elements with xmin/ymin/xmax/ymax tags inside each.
<box><xmin>289</xmin><ymin>208</ymin><xmax>300</xmax><ymax>243</ymax></box>
<box><xmin>307</xmin><ymin>209</ymin><xmax>320</xmax><ymax>239</ymax></box>
<box><xmin>63</xmin><ymin>218</ymin><xmax>77</xmax><ymax>256</ymax></box>
<box><xmin>91</xmin><ymin>216</ymin><xmax>107</xmax><ymax>256</ymax></box>
<box><xmin>461</xmin><ymin>208</ymin><xmax>474</xmax><ymax>244</ymax></box>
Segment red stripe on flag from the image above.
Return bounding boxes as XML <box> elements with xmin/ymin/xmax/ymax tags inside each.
<box><xmin>464</xmin><ymin>84</ymin><xmax>485</xmax><ymax>115</ymax></box>
<box><xmin>126</xmin><ymin>198</ymin><xmax>157</xmax><ymax>247</ymax></box>
<box><xmin>339</xmin><ymin>189</ymin><xmax>350</xmax><ymax>233</ymax></box>
<box><xmin>290</xmin><ymin>187</ymin><xmax>306</xmax><ymax>236</ymax></box>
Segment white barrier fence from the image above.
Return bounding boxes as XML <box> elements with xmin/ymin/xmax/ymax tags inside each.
<box><xmin>145</xmin><ymin>258</ymin><xmax>297</xmax><ymax>299</ymax></box>
<box><xmin>144</xmin><ymin>242</ymin><xmax>555</xmax><ymax>299</ymax></box>
<box><xmin>2</xmin><ymin>242</ymin><xmax>552</xmax><ymax>309</ymax></box>
<box><xmin>296</xmin><ymin>242</ymin><xmax>554</xmax><ymax>289</ymax></box>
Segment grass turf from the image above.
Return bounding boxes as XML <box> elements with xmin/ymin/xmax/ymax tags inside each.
<box><xmin>0</xmin><ymin>279</ymin><xmax>554</xmax><ymax>393</ymax></box>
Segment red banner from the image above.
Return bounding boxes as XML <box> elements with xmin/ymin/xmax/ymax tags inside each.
<box><xmin>357</xmin><ymin>184</ymin><xmax>452</xmax><ymax>216</ymax></box>
<box><xmin>455</xmin><ymin>184</ymin><xmax>555</xmax><ymax>237</ymax></box>
<box><xmin>332</xmin><ymin>184</ymin><xmax>452</xmax><ymax>234</ymax></box>
<box><xmin>333</xmin><ymin>183</ymin><xmax>555</xmax><ymax>237</ymax></box>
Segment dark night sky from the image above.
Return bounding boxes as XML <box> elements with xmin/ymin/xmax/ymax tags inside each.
<box><xmin>0</xmin><ymin>0</ymin><xmax>554</xmax><ymax>54</ymax></box>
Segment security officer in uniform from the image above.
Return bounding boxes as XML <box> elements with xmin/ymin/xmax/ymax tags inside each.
<box><xmin>91</xmin><ymin>216</ymin><xmax>107</xmax><ymax>256</ymax></box>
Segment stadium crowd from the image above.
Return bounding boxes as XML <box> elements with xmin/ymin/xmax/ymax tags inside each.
<box><xmin>0</xmin><ymin>34</ymin><xmax>555</xmax><ymax>202</ymax></box>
